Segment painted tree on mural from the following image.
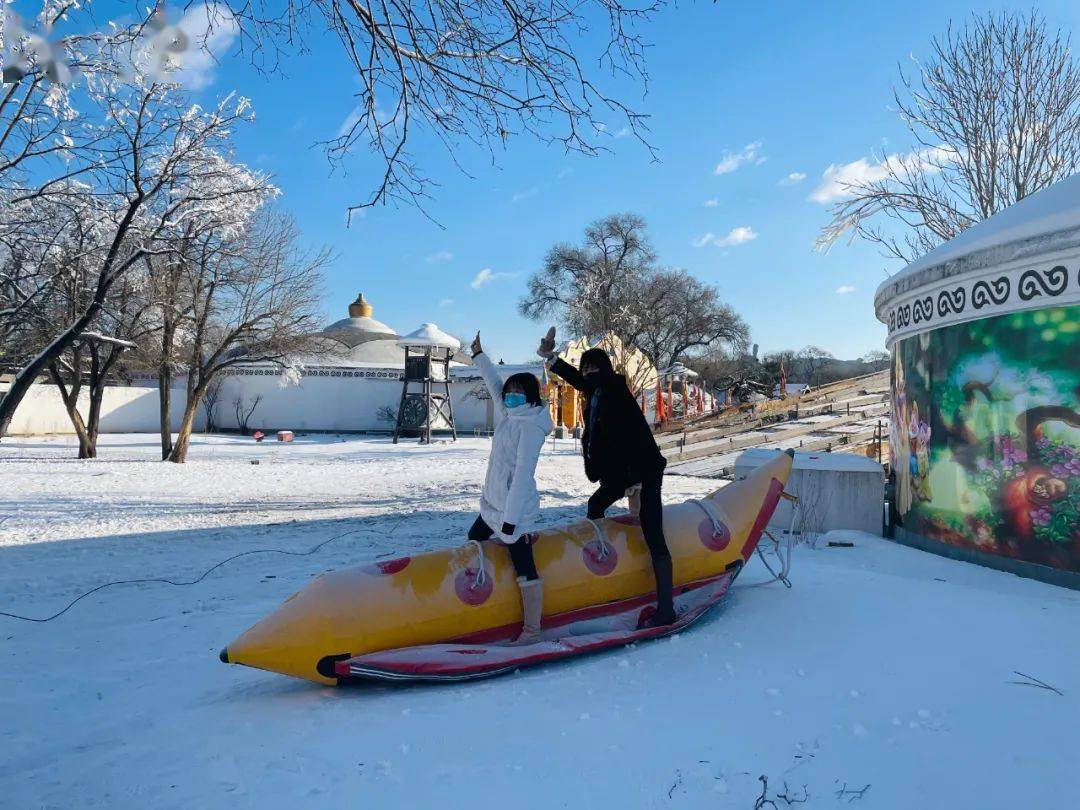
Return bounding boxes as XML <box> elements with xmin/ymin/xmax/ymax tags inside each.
<box><xmin>817</xmin><ymin>11</ymin><xmax>1080</xmax><ymax>262</ymax></box>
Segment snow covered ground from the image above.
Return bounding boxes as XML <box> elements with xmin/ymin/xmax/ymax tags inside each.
<box><xmin>2</xmin><ymin>434</ymin><xmax>1078</xmax><ymax>809</ymax></box>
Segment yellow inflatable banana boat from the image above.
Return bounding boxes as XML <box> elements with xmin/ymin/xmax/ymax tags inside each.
<box><xmin>220</xmin><ymin>449</ymin><xmax>793</xmax><ymax>685</ymax></box>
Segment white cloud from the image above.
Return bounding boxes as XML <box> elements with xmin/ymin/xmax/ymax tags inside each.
<box><xmin>438</xmin><ymin>298</ymin><xmax>454</xmax><ymax>307</ymax></box>
<box><xmin>512</xmin><ymin>186</ymin><xmax>539</xmax><ymax>203</ymax></box>
<box><xmin>704</xmin><ymin>198</ymin><xmax>719</xmax><ymax>207</ymax></box>
<box><xmin>778</xmin><ymin>172</ymin><xmax>806</xmax><ymax>186</ymax></box>
<box><xmin>714</xmin><ymin>141</ymin><xmax>763</xmax><ymax>175</ymax></box>
<box><xmin>810</xmin><ymin>146</ymin><xmax>956</xmax><ymax>204</ymax></box>
<box><xmin>470</xmin><ymin>267</ymin><xmax>516</xmax><ymax>289</ymax></box>
<box><xmin>426</xmin><ymin>251</ymin><xmax>454</xmax><ymax>263</ymax></box>
<box><xmin>613</xmin><ymin>127</ymin><xmax>630</xmax><ymax>139</ymax></box>
<box><xmin>337</xmin><ymin>108</ymin><xmax>362</xmax><ymax>139</ymax></box>
<box><xmin>173</xmin><ymin>4</ymin><xmax>240</xmax><ymax>90</ymax></box>
<box><xmin>692</xmin><ymin>226</ymin><xmax>758</xmax><ymax>248</ymax></box>
<box><xmin>836</xmin><ymin>285</ymin><xmax>856</xmax><ymax>294</ymax></box>
<box><xmin>337</xmin><ymin>98</ymin><xmax>400</xmax><ymax>139</ymax></box>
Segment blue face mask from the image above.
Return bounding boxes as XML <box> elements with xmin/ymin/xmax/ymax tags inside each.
<box><xmin>504</xmin><ymin>392</ymin><xmax>527</xmax><ymax>409</ymax></box>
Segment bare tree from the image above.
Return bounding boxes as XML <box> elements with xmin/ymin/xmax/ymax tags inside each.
<box><xmin>203</xmin><ymin>378</ymin><xmax>225</xmax><ymax>433</ymax></box>
<box><xmin>633</xmin><ymin>269</ymin><xmax>748</xmax><ymax>377</ymax></box>
<box><xmin>283</xmin><ymin>0</ymin><xmax>659</xmax><ymax>215</ymax></box>
<box><xmin>796</xmin><ymin>345</ymin><xmax>835</xmax><ymax>382</ymax></box>
<box><xmin>817</xmin><ymin>11</ymin><xmax>1080</xmax><ymax>262</ymax></box>
<box><xmin>232</xmin><ymin>393</ymin><xmax>263</xmax><ymax>433</ymax></box>
<box><xmin>521</xmin><ymin>214</ymin><xmax>653</xmax><ymax>336</ymax></box>
<box><xmin>167</xmin><ymin>209</ymin><xmax>328</xmax><ymax>463</ymax></box>
<box><xmin>520</xmin><ymin>214</ymin><xmax>747</xmax><ymax>389</ymax></box>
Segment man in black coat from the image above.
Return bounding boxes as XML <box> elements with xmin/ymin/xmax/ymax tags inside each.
<box><xmin>537</xmin><ymin>328</ymin><xmax>676</xmax><ymax>627</ymax></box>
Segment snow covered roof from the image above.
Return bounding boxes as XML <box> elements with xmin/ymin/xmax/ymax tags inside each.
<box><xmin>397</xmin><ymin>323</ymin><xmax>460</xmax><ymax>350</ymax></box>
<box><xmin>322</xmin><ymin>293</ymin><xmax>399</xmax><ymax>348</ymax></box>
<box><xmin>662</xmin><ymin>363</ymin><xmax>698</xmax><ymax>379</ymax></box>
<box><xmin>876</xmin><ymin>173</ymin><xmax>1080</xmax><ymax>303</ymax></box>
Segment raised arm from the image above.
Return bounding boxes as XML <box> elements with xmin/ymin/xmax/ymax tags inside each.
<box><xmin>472</xmin><ymin>349</ymin><xmax>507</xmax><ymax>423</ymax></box>
<box><xmin>548</xmin><ymin>357</ymin><xmax>588</xmax><ymax>392</ymax></box>
<box><xmin>536</xmin><ymin>326</ymin><xmax>589</xmax><ymax>391</ymax></box>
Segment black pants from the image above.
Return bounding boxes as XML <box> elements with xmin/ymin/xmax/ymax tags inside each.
<box><xmin>467</xmin><ymin>515</ymin><xmax>539</xmax><ymax>580</ymax></box>
<box><xmin>586</xmin><ymin>472</ymin><xmax>670</xmax><ymax>561</ymax></box>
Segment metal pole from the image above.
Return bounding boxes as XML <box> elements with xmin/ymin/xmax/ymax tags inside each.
<box><xmin>444</xmin><ymin>351</ymin><xmax>457</xmax><ymax>441</ymax></box>
<box><xmin>392</xmin><ymin>347</ymin><xmax>409</xmax><ymax>444</ymax></box>
<box><xmin>423</xmin><ymin>349</ymin><xmax>432</xmax><ymax>444</ymax></box>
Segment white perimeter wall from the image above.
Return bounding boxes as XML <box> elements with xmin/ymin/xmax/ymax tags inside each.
<box><xmin>2</xmin><ymin>384</ymin><xmax>205</xmax><ymax>436</ymax></box>
<box><xmin>4</xmin><ymin>376</ymin><xmax>494</xmax><ymax>436</ymax></box>
<box><xmin>208</xmin><ymin>374</ymin><xmax>493</xmax><ymax>434</ymax></box>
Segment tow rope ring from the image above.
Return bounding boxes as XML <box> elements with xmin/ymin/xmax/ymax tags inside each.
<box><xmin>586</xmin><ymin>519</ymin><xmax>612</xmax><ymax>560</ymax></box>
<box><xmin>690</xmin><ymin>498</ymin><xmax>726</xmax><ymax>540</ymax></box>
<box><xmin>467</xmin><ymin>540</ymin><xmax>487</xmax><ymax>589</ymax></box>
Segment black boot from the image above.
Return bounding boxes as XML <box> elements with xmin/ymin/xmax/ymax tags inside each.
<box><xmin>640</xmin><ymin>554</ymin><xmax>677</xmax><ymax>628</ymax></box>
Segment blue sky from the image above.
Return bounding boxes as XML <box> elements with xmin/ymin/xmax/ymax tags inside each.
<box><xmin>41</xmin><ymin>1</ymin><xmax>1080</xmax><ymax>362</ymax></box>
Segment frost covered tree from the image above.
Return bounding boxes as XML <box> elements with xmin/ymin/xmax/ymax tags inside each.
<box><xmin>0</xmin><ymin>70</ymin><xmax>271</xmax><ymax>440</ymax></box>
<box><xmin>817</xmin><ymin>11</ymin><xmax>1080</xmax><ymax>262</ymax></box>
<box><xmin>519</xmin><ymin>214</ymin><xmax>747</xmax><ymax>391</ymax></box>
<box><xmin>165</xmin><ymin>209</ymin><xmax>328</xmax><ymax>463</ymax></box>
<box><xmin>8</xmin><ymin>0</ymin><xmax>659</xmax><ymax>215</ymax></box>
<box><xmin>18</xmin><ymin>206</ymin><xmax>153</xmax><ymax>458</ymax></box>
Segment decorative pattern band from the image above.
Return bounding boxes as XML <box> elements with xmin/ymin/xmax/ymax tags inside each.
<box><xmin>882</xmin><ymin>263</ymin><xmax>1079</xmax><ymax>347</ymax></box>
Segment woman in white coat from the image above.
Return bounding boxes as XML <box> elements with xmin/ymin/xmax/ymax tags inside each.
<box><xmin>467</xmin><ymin>332</ymin><xmax>553</xmax><ymax>644</ymax></box>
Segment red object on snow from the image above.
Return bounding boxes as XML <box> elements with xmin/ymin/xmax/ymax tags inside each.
<box><xmin>334</xmin><ymin>571</ymin><xmax>736</xmax><ymax>682</ymax></box>
<box><xmin>253</xmin><ymin>431</ymin><xmax>265</xmax><ymax>442</ymax></box>
<box><xmin>277</xmin><ymin>430</ymin><xmax>295</xmax><ymax>442</ymax></box>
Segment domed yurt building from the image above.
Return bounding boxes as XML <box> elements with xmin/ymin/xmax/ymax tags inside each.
<box><xmin>875</xmin><ymin>176</ymin><xmax>1080</xmax><ymax>588</ymax></box>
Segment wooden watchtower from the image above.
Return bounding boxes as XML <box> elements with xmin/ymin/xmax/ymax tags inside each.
<box><xmin>393</xmin><ymin>323</ymin><xmax>460</xmax><ymax>444</ymax></box>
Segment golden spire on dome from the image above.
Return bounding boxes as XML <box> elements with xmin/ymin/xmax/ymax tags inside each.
<box><xmin>348</xmin><ymin>292</ymin><xmax>374</xmax><ymax>318</ymax></box>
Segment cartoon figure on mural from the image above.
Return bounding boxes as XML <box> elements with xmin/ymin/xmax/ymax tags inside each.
<box><xmin>890</xmin><ymin>349</ymin><xmax>913</xmax><ymax>516</ymax></box>
<box><xmin>890</xmin><ymin>349</ymin><xmax>933</xmax><ymax>512</ymax></box>
<box><xmin>908</xmin><ymin>402</ymin><xmax>933</xmax><ymax>502</ymax></box>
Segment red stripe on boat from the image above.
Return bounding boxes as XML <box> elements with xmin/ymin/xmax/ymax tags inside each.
<box><xmin>740</xmin><ymin>477</ymin><xmax>785</xmax><ymax>559</ymax></box>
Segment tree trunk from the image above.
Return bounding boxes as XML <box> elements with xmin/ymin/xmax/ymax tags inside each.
<box><xmin>47</xmin><ymin>362</ymin><xmax>93</xmax><ymax>459</ymax></box>
<box><xmin>87</xmin><ymin>380</ymin><xmax>105</xmax><ymax>457</ymax></box>
<box><xmin>168</xmin><ymin>372</ymin><xmax>208</xmax><ymax>464</ymax></box>
<box><xmin>0</xmin><ymin>302</ymin><xmax>102</xmax><ymax>440</ymax></box>
<box><xmin>85</xmin><ymin>345</ymin><xmax>125</xmax><ymax>457</ymax></box>
<box><xmin>157</xmin><ymin>322</ymin><xmax>175</xmax><ymax>460</ymax></box>
<box><xmin>168</xmin><ymin>392</ymin><xmax>202</xmax><ymax>463</ymax></box>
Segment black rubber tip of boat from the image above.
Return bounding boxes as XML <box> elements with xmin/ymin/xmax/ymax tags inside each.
<box><xmin>219</xmin><ymin>647</ymin><xmax>229</xmax><ymax>664</ymax></box>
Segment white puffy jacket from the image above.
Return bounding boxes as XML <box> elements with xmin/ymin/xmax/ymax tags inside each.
<box><xmin>474</xmin><ymin>351</ymin><xmax>553</xmax><ymax>542</ymax></box>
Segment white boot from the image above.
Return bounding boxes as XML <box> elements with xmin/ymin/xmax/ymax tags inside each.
<box><xmin>507</xmin><ymin>577</ymin><xmax>543</xmax><ymax>645</ymax></box>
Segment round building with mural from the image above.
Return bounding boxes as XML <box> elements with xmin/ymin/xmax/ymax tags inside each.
<box><xmin>875</xmin><ymin>177</ymin><xmax>1080</xmax><ymax>588</ymax></box>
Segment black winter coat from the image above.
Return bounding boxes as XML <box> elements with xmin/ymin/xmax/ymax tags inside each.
<box><xmin>549</xmin><ymin>358</ymin><xmax>666</xmax><ymax>485</ymax></box>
